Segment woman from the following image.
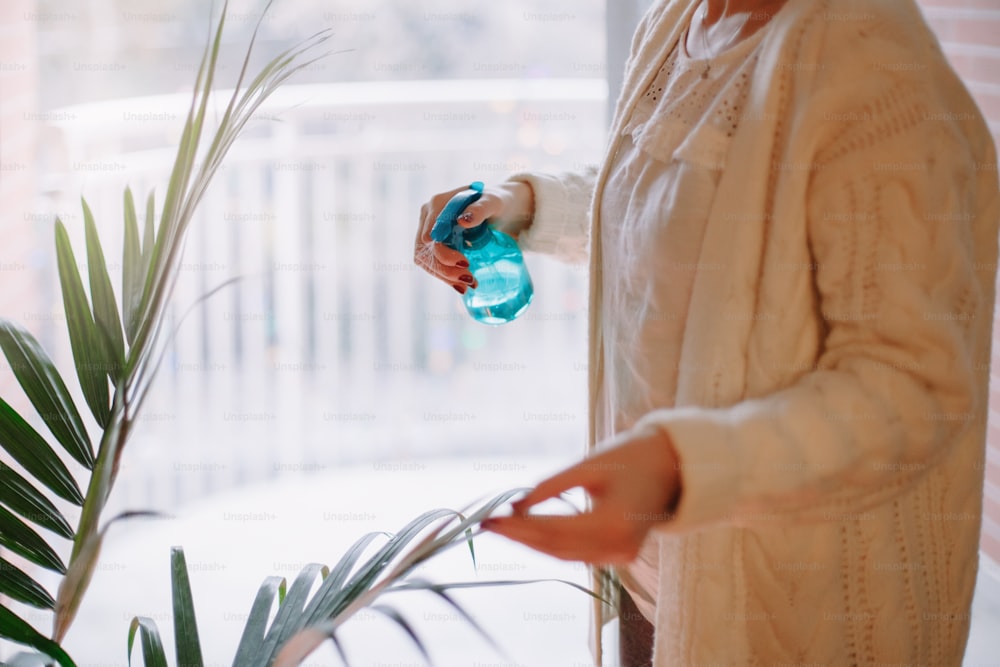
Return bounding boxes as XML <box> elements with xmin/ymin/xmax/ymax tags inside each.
<box><xmin>415</xmin><ymin>0</ymin><xmax>999</xmax><ymax>664</ymax></box>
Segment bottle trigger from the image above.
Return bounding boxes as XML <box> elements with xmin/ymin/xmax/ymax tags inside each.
<box><xmin>430</xmin><ymin>182</ymin><xmax>486</xmax><ymax>245</ymax></box>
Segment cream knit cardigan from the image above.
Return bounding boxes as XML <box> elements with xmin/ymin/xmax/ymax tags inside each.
<box><xmin>509</xmin><ymin>0</ymin><xmax>1000</xmax><ymax>664</ymax></box>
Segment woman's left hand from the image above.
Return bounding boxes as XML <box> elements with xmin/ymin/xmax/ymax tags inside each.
<box><xmin>482</xmin><ymin>426</ymin><xmax>682</xmax><ymax>564</ymax></box>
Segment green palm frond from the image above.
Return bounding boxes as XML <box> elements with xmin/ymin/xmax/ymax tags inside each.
<box><xmin>124</xmin><ymin>492</ymin><xmax>606</xmax><ymax>667</ymax></box>
<box><xmin>0</xmin><ymin>1</ymin><xmax>330</xmax><ymax>662</ymax></box>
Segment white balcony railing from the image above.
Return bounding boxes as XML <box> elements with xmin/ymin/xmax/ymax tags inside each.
<box><xmin>37</xmin><ymin>79</ymin><xmax>607</xmax><ymax>515</ymax></box>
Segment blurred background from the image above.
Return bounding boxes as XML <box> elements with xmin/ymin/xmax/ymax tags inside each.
<box><xmin>6</xmin><ymin>0</ymin><xmax>609</xmax><ymax>507</ymax></box>
<box><xmin>2</xmin><ymin>1</ymin><xmax>609</xmax><ymax>664</ymax></box>
<box><xmin>1</xmin><ymin>0</ymin><xmax>999</xmax><ymax>665</ymax></box>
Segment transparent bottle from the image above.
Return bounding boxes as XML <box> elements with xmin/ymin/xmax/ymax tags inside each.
<box><xmin>431</xmin><ymin>181</ymin><xmax>533</xmax><ymax>325</ymax></box>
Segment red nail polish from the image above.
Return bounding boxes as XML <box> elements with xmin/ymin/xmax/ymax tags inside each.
<box><xmin>453</xmin><ymin>285</ymin><xmax>466</xmax><ymax>294</ymax></box>
<box><xmin>459</xmin><ymin>274</ymin><xmax>474</xmax><ymax>284</ymax></box>
<box><xmin>456</xmin><ymin>260</ymin><xmax>470</xmax><ymax>269</ymax></box>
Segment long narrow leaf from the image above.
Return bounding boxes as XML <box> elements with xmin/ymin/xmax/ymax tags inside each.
<box><xmin>122</xmin><ymin>188</ymin><xmax>143</xmax><ymax>345</ymax></box>
<box><xmin>0</xmin><ymin>558</ymin><xmax>55</xmax><ymax>609</ymax></box>
<box><xmin>0</xmin><ymin>505</ymin><xmax>66</xmax><ymax>574</ymax></box>
<box><xmin>398</xmin><ymin>578</ymin><xmax>504</xmax><ymax>657</ymax></box>
<box><xmin>127</xmin><ymin>617</ymin><xmax>168</xmax><ymax>667</ymax></box>
<box><xmin>339</xmin><ymin>509</ymin><xmax>456</xmax><ymax>595</ymax></box>
<box><xmin>0</xmin><ymin>607</ymin><xmax>75</xmax><ymax>667</ymax></box>
<box><xmin>327</xmin><ymin>631</ymin><xmax>349</xmax><ymax>667</ymax></box>
<box><xmin>135</xmin><ymin>4</ymin><xmax>227</xmax><ymax>348</ymax></box>
<box><xmin>231</xmin><ymin>576</ymin><xmax>285</xmax><ymax>667</ymax></box>
<box><xmin>388</xmin><ymin>578</ymin><xmax>609</xmax><ymax>603</ymax></box>
<box><xmin>55</xmin><ymin>218</ymin><xmax>111</xmax><ymax>427</ymax></box>
<box><xmin>369</xmin><ymin>605</ymin><xmax>431</xmax><ymax>664</ymax></box>
<box><xmin>258</xmin><ymin>563</ymin><xmax>325</xmax><ymax>664</ymax></box>
<box><xmin>0</xmin><ymin>464</ymin><xmax>74</xmax><ymax>538</ymax></box>
<box><xmin>124</xmin><ymin>189</ymin><xmax>157</xmax><ymax>353</ymax></box>
<box><xmin>0</xmin><ymin>320</ymin><xmax>93</xmax><ymax>468</ymax></box>
<box><xmin>5</xmin><ymin>651</ymin><xmax>63</xmax><ymax>667</ymax></box>
<box><xmin>142</xmin><ymin>192</ymin><xmax>156</xmax><ymax>280</ymax></box>
<box><xmin>125</xmin><ymin>15</ymin><xmax>330</xmax><ymax>394</ymax></box>
<box><xmin>0</xmin><ymin>398</ymin><xmax>83</xmax><ymax>505</ymax></box>
<box><xmin>301</xmin><ymin>532</ymin><xmax>387</xmax><ymax>626</ymax></box>
<box><xmin>171</xmin><ymin>547</ymin><xmax>205</xmax><ymax>667</ymax></box>
<box><xmin>82</xmin><ymin>198</ymin><xmax>125</xmax><ymax>379</ymax></box>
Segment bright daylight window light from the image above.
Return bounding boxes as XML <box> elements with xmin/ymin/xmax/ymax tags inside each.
<box><xmin>0</xmin><ymin>1</ymin><xmax>612</xmax><ymax>665</ymax></box>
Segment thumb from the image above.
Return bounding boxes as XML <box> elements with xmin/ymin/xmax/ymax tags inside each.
<box><xmin>456</xmin><ymin>193</ymin><xmax>505</xmax><ymax>228</ymax></box>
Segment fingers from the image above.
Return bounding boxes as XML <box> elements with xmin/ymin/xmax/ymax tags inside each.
<box><xmin>511</xmin><ymin>460</ymin><xmax>605</xmax><ymax>515</ymax></box>
<box><xmin>415</xmin><ymin>184</ymin><xmax>498</xmax><ymax>292</ymax></box>
<box><xmin>482</xmin><ymin>513</ymin><xmax>642</xmax><ymax>564</ymax></box>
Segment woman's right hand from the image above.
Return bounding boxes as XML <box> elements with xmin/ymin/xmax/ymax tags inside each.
<box><xmin>414</xmin><ymin>180</ymin><xmax>535</xmax><ymax>294</ymax></box>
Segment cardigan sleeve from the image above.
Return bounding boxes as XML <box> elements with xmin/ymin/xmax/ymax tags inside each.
<box><xmin>501</xmin><ymin>167</ymin><xmax>597</xmax><ymax>265</ymax></box>
<box><xmin>635</xmin><ymin>65</ymin><xmax>1000</xmax><ymax>532</ymax></box>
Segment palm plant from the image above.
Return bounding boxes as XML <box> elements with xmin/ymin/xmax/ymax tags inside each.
<box><xmin>0</xmin><ymin>2</ymin><xmax>330</xmax><ymax>663</ymax></box>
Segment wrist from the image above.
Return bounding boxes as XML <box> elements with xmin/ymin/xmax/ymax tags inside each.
<box><xmin>495</xmin><ymin>180</ymin><xmax>535</xmax><ymax>241</ymax></box>
<box><xmin>632</xmin><ymin>423</ymin><xmax>683</xmax><ymax>519</ymax></box>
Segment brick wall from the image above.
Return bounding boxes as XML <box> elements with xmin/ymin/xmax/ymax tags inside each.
<box><xmin>917</xmin><ymin>0</ymin><xmax>1000</xmax><ymax>563</ymax></box>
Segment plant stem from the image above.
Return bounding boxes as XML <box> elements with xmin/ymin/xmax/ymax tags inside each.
<box><xmin>69</xmin><ymin>389</ymin><xmax>126</xmax><ymax>563</ymax></box>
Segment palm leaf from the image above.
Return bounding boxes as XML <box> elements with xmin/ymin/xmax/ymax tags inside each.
<box><xmin>231</xmin><ymin>576</ymin><xmax>286</xmax><ymax>667</ymax></box>
<box><xmin>0</xmin><ymin>397</ymin><xmax>83</xmax><ymax>506</ymax></box>
<box><xmin>82</xmin><ymin>197</ymin><xmax>126</xmax><ymax>380</ymax></box>
<box><xmin>0</xmin><ymin>505</ymin><xmax>66</xmax><ymax>573</ymax></box>
<box><xmin>0</xmin><ymin>464</ymin><xmax>74</xmax><ymax>539</ymax></box>
<box><xmin>122</xmin><ymin>187</ymin><xmax>143</xmax><ymax>345</ymax></box>
<box><xmin>396</xmin><ymin>578</ymin><xmax>504</xmax><ymax>658</ymax></box>
<box><xmin>138</xmin><ymin>491</ymin><xmax>602</xmax><ymax>667</ymax></box>
<box><xmin>298</xmin><ymin>531</ymin><xmax>387</xmax><ymax>627</ymax></box>
<box><xmin>170</xmin><ymin>547</ymin><xmax>205</xmax><ymax>667</ymax></box>
<box><xmin>4</xmin><ymin>651</ymin><xmax>63</xmax><ymax>667</ymax></box>
<box><xmin>0</xmin><ymin>605</ymin><xmax>76</xmax><ymax>667</ymax></box>
<box><xmin>125</xmin><ymin>6</ymin><xmax>226</xmax><ymax>382</ymax></box>
<box><xmin>368</xmin><ymin>605</ymin><xmax>431</xmax><ymax>664</ymax></box>
<box><xmin>141</xmin><ymin>192</ymin><xmax>156</xmax><ymax>284</ymax></box>
<box><xmin>54</xmin><ymin>218</ymin><xmax>111</xmax><ymax>428</ymax></box>
<box><xmin>127</xmin><ymin>617</ymin><xmax>169</xmax><ymax>667</ymax></box>
<box><xmin>0</xmin><ymin>320</ymin><xmax>94</xmax><ymax>468</ymax></box>
<box><xmin>388</xmin><ymin>578</ymin><xmax>607</xmax><ymax>603</ymax></box>
<box><xmin>334</xmin><ymin>509</ymin><xmax>458</xmax><ymax>601</ymax></box>
<box><xmin>0</xmin><ymin>558</ymin><xmax>55</xmax><ymax>610</ymax></box>
<box><xmin>256</xmin><ymin>564</ymin><xmax>326</xmax><ymax>663</ymax></box>
<box><xmin>326</xmin><ymin>631</ymin><xmax>349</xmax><ymax>667</ymax></box>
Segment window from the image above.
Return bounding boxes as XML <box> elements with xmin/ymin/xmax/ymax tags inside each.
<box><xmin>0</xmin><ymin>1</ymin><xmax>620</xmax><ymax>664</ymax></box>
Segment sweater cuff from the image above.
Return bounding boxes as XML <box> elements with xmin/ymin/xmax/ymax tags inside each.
<box><xmin>505</xmin><ymin>170</ymin><xmax>592</xmax><ymax>265</ymax></box>
<box><xmin>634</xmin><ymin>407</ymin><xmax>742</xmax><ymax>534</ymax></box>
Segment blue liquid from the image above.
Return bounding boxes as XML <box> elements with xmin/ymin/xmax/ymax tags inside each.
<box><xmin>462</xmin><ymin>229</ymin><xmax>533</xmax><ymax>325</ymax></box>
<box><xmin>431</xmin><ymin>184</ymin><xmax>533</xmax><ymax>325</ymax></box>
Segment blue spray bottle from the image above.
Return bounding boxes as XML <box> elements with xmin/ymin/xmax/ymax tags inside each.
<box><xmin>431</xmin><ymin>181</ymin><xmax>533</xmax><ymax>325</ymax></box>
